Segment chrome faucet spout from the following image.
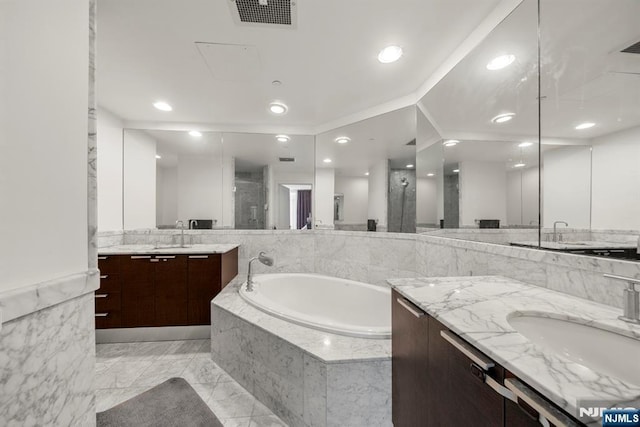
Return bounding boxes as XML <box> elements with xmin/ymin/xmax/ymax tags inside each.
<box><xmin>552</xmin><ymin>221</ymin><xmax>568</xmax><ymax>242</ymax></box>
<box><xmin>604</xmin><ymin>274</ymin><xmax>640</xmax><ymax>324</ymax></box>
<box><xmin>246</xmin><ymin>252</ymin><xmax>274</xmax><ymax>292</ymax></box>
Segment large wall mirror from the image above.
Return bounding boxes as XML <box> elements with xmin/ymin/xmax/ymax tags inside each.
<box><xmin>122</xmin><ymin>129</ymin><xmax>314</xmax><ymax>230</ymax></box>
<box><xmin>315</xmin><ymin>106</ymin><xmax>416</xmax><ymax>232</ymax></box>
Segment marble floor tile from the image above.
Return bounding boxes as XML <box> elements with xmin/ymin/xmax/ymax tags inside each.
<box><xmin>95</xmin><ymin>340</ymin><xmax>288</xmax><ymax>426</ymax></box>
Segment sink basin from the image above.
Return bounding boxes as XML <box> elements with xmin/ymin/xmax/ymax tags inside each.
<box><xmin>508</xmin><ymin>314</ymin><xmax>640</xmax><ymax>386</ymax></box>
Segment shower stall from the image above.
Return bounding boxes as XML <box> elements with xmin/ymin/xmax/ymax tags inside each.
<box><xmin>387</xmin><ymin>169</ymin><xmax>416</xmax><ymax>233</ymax></box>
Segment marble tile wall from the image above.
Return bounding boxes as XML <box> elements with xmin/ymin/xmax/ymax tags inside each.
<box><xmin>0</xmin><ymin>293</ymin><xmax>96</xmax><ymax>426</ymax></box>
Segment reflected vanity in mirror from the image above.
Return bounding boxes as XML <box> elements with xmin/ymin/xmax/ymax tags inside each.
<box><xmin>315</xmin><ymin>106</ymin><xmax>416</xmax><ymax>233</ymax></box>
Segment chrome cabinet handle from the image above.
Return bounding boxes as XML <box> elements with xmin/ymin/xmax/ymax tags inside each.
<box><xmin>504</xmin><ymin>378</ymin><xmax>581</xmax><ymax>427</ymax></box>
<box><xmin>396</xmin><ymin>297</ymin><xmax>424</xmax><ymax>318</ymax></box>
<box><xmin>156</xmin><ymin>255</ymin><xmax>176</xmax><ymax>259</ymax></box>
<box><xmin>95</xmin><ymin>313</ymin><xmax>109</xmax><ymax>317</ymax></box>
<box><xmin>100</xmin><ymin>275</ymin><xmax>108</xmax><ymax>279</ymax></box>
<box><xmin>131</xmin><ymin>255</ymin><xmax>151</xmax><ymax>259</ymax></box>
<box><xmin>95</xmin><ymin>294</ymin><xmax>108</xmax><ymax>298</ymax></box>
<box><xmin>188</xmin><ymin>255</ymin><xmax>209</xmax><ymax>259</ymax></box>
<box><xmin>150</xmin><ymin>259</ymin><xmax>159</xmax><ymax>263</ymax></box>
<box><xmin>441</xmin><ymin>330</ymin><xmax>494</xmax><ymax>370</ymax></box>
<box><xmin>98</xmin><ymin>256</ymin><xmax>107</xmax><ymax>260</ymax></box>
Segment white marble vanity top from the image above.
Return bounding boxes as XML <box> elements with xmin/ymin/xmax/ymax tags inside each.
<box><xmin>388</xmin><ymin>276</ymin><xmax>640</xmax><ymax>421</ymax></box>
<box><xmin>512</xmin><ymin>240</ymin><xmax>637</xmax><ymax>250</ymax></box>
<box><xmin>98</xmin><ymin>243</ymin><xmax>239</xmax><ymax>255</ymax></box>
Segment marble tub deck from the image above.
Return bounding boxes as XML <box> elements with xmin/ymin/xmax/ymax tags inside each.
<box><xmin>211</xmin><ymin>280</ymin><xmax>392</xmax><ymax>427</ymax></box>
<box><xmin>389</xmin><ymin>275</ymin><xmax>640</xmax><ymax>425</ymax></box>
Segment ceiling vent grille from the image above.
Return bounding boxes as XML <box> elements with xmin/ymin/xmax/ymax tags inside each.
<box><xmin>279</xmin><ymin>157</ymin><xmax>295</xmax><ymax>162</ymax></box>
<box><xmin>621</xmin><ymin>40</ymin><xmax>640</xmax><ymax>54</ymax></box>
<box><xmin>229</xmin><ymin>0</ymin><xmax>296</xmax><ymax>28</ymax></box>
<box><xmin>406</xmin><ymin>139</ymin><xmax>416</xmax><ymax>146</ymax></box>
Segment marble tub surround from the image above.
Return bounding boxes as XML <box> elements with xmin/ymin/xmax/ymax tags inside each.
<box><xmin>211</xmin><ymin>280</ymin><xmax>391</xmax><ymax>427</ymax></box>
<box><xmin>512</xmin><ymin>240</ymin><xmax>638</xmax><ymax>250</ymax></box>
<box><xmin>98</xmin><ymin>243</ymin><xmax>239</xmax><ymax>255</ymax></box>
<box><xmin>0</xmin><ymin>293</ymin><xmax>96</xmax><ymax>426</ymax></box>
<box><xmin>389</xmin><ymin>276</ymin><xmax>640</xmax><ymax>423</ymax></box>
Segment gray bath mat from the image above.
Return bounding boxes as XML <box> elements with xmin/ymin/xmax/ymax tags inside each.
<box><xmin>97</xmin><ymin>377</ymin><xmax>222</xmax><ymax>427</ymax></box>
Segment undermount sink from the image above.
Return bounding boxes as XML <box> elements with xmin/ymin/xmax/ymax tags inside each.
<box><xmin>508</xmin><ymin>314</ymin><xmax>640</xmax><ymax>386</ymax></box>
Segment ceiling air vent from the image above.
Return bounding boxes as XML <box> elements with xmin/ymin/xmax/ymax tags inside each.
<box><xmin>279</xmin><ymin>157</ymin><xmax>295</xmax><ymax>162</ymax></box>
<box><xmin>621</xmin><ymin>40</ymin><xmax>640</xmax><ymax>54</ymax></box>
<box><xmin>229</xmin><ymin>0</ymin><xmax>297</xmax><ymax>28</ymax></box>
<box><xmin>406</xmin><ymin>139</ymin><xmax>416</xmax><ymax>146</ymax></box>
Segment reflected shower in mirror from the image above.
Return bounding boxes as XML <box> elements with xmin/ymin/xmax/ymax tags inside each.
<box><xmin>315</xmin><ymin>106</ymin><xmax>416</xmax><ymax>232</ymax></box>
<box><xmin>221</xmin><ymin>133</ymin><xmax>315</xmax><ymax>230</ymax></box>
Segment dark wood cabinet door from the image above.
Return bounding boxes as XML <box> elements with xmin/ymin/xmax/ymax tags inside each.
<box><xmin>187</xmin><ymin>254</ymin><xmax>221</xmax><ymax>325</ymax></box>
<box><xmin>121</xmin><ymin>256</ymin><xmax>155</xmax><ymax>326</ymax></box>
<box><xmin>505</xmin><ymin>399</ymin><xmax>541</xmax><ymax>427</ymax></box>
<box><xmin>391</xmin><ymin>290</ymin><xmax>429</xmax><ymax>427</ymax></box>
<box><xmin>435</xmin><ymin>320</ymin><xmax>505</xmax><ymax>427</ymax></box>
<box><xmin>155</xmin><ymin>255</ymin><xmax>188</xmax><ymax>326</ymax></box>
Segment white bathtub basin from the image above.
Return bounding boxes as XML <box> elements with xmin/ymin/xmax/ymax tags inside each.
<box><xmin>508</xmin><ymin>314</ymin><xmax>640</xmax><ymax>386</ymax></box>
<box><xmin>239</xmin><ymin>273</ymin><xmax>391</xmax><ymax>338</ymax></box>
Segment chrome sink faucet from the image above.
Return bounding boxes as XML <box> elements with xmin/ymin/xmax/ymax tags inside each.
<box><xmin>175</xmin><ymin>220</ymin><xmax>185</xmax><ymax>247</ymax></box>
<box><xmin>189</xmin><ymin>219</ymin><xmax>198</xmax><ymax>229</ymax></box>
<box><xmin>552</xmin><ymin>221</ymin><xmax>568</xmax><ymax>242</ymax></box>
<box><xmin>604</xmin><ymin>274</ymin><xmax>640</xmax><ymax>324</ymax></box>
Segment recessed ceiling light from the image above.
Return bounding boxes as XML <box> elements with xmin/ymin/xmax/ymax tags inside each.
<box><xmin>492</xmin><ymin>113</ymin><xmax>515</xmax><ymax>124</ymax></box>
<box><xmin>275</xmin><ymin>134</ymin><xmax>290</xmax><ymax>143</ymax></box>
<box><xmin>486</xmin><ymin>54</ymin><xmax>516</xmax><ymax>70</ymax></box>
<box><xmin>377</xmin><ymin>45</ymin><xmax>403</xmax><ymax>63</ymax></box>
<box><xmin>443</xmin><ymin>139</ymin><xmax>459</xmax><ymax>147</ymax></box>
<box><xmin>427</xmin><ymin>173</ymin><xmax>435</xmax><ymax>177</ymax></box>
<box><xmin>153</xmin><ymin>101</ymin><xmax>172</xmax><ymax>112</ymax></box>
<box><xmin>575</xmin><ymin>122</ymin><xmax>595</xmax><ymax>130</ymax></box>
<box><xmin>514</xmin><ymin>162</ymin><xmax>526</xmax><ymax>168</ymax></box>
<box><xmin>323</xmin><ymin>158</ymin><xmax>332</xmax><ymax>163</ymax></box>
<box><xmin>453</xmin><ymin>169</ymin><xmax>460</xmax><ymax>173</ymax></box>
<box><xmin>155</xmin><ymin>155</ymin><xmax>162</xmax><ymax>159</ymax></box>
<box><xmin>189</xmin><ymin>130</ymin><xmax>202</xmax><ymax>137</ymax></box>
<box><xmin>365</xmin><ymin>172</ymin><xmax>370</xmax><ymax>176</ymax></box>
<box><xmin>335</xmin><ymin>136</ymin><xmax>350</xmax><ymax>144</ymax></box>
<box><xmin>269</xmin><ymin>102</ymin><xmax>288</xmax><ymax>115</ymax></box>
<box><xmin>518</xmin><ymin>142</ymin><xmax>533</xmax><ymax>147</ymax></box>
<box><xmin>406</xmin><ymin>164</ymin><xmax>414</xmax><ymax>168</ymax></box>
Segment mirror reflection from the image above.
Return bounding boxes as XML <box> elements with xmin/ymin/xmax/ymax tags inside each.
<box><xmin>315</xmin><ymin>106</ymin><xmax>416</xmax><ymax>232</ymax></box>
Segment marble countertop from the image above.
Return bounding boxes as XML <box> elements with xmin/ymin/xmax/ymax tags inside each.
<box><xmin>98</xmin><ymin>244</ymin><xmax>239</xmax><ymax>255</ymax></box>
<box><xmin>388</xmin><ymin>276</ymin><xmax>640</xmax><ymax>422</ymax></box>
<box><xmin>512</xmin><ymin>240</ymin><xmax>637</xmax><ymax>250</ymax></box>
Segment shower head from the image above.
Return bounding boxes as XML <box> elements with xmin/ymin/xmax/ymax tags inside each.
<box><xmin>400</xmin><ymin>177</ymin><xmax>409</xmax><ymax>187</ymax></box>
<box><xmin>257</xmin><ymin>251</ymin><xmax>274</xmax><ymax>267</ymax></box>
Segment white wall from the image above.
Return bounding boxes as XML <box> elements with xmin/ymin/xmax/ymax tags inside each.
<box><xmin>315</xmin><ymin>168</ymin><xmax>335</xmax><ymax>227</ymax></box>
<box><xmin>156</xmin><ymin>166</ymin><xmax>178</xmax><ymax>226</ymax></box>
<box><xmin>97</xmin><ymin>108</ymin><xmax>123</xmax><ymax>231</ymax></box>
<box><xmin>459</xmin><ymin>161</ymin><xmax>507</xmax><ymax>227</ymax></box>
<box><xmin>0</xmin><ymin>0</ymin><xmax>89</xmax><ymax>292</ymax></box>
<box><xmin>334</xmin><ymin>176</ymin><xmax>368</xmax><ymax>225</ymax></box>
<box><xmin>542</xmin><ymin>146</ymin><xmax>591</xmax><ymax>228</ymax></box>
<box><xmin>368</xmin><ymin>159</ymin><xmax>388</xmax><ymax>229</ymax></box>
<box><xmin>591</xmin><ymin>126</ymin><xmax>640</xmax><ymax>230</ymax></box>
<box><xmin>177</xmin><ymin>155</ymin><xmax>223</xmax><ymax>225</ymax></box>
<box><xmin>222</xmin><ymin>155</ymin><xmax>234</xmax><ymax>228</ymax></box>
<box><xmin>123</xmin><ymin>130</ymin><xmax>157</xmax><ymax>229</ymax></box>
<box><xmin>417</xmin><ymin>176</ymin><xmax>437</xmax><ymax>225</ymax></box>
<box><xmin>507</xmin><ymin>167</ymin><xmax>538</xmax><ymax>226</ymax></box>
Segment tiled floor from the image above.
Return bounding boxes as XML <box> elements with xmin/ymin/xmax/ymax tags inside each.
<box><xmin>95</xmin><ymin>339</ymin><xmax>288</xmax><ymax>427</ymax></box>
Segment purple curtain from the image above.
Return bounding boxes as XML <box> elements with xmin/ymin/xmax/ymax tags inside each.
<box><xmin>297</xmin><ymin>190</ymin><xmax>312</xmax><ymax>229</ymax></box>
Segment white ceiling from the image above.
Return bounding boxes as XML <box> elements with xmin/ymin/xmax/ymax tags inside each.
<box><xmin>96</xmin><ymin>0</ymin><xmax>503</xmax><ymax>130</ymax></box>
<box><xmin>421</xmin><ymin>0</ymin><xmax>640</xmax><ymax>141</ymax></box>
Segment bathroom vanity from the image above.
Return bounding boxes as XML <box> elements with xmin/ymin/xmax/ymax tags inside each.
<box><xmin>96</xmin><ymin>245</ymin><xmax>238</xmax><ymax>328</ymax></box>
<box><xmin>390</xmin><ymin>276</ymin><xmax>640</xmax><ymax>427</ymax></box>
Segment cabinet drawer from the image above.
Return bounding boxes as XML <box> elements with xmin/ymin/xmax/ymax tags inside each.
<box><xmin>98</xmin><ymin>274</ymin><xmax>121</xmax><ymax>294</ymax></box>
<box><xmin>95</xmin><ymin>311</ymin><xmax>121</xmax><ymax>329</ymax></box>
<box><xmin>98</xmin><ymin>255</ymin><xmax>121</xmax><ymax>275</ymax></box>
<box><xmin>95</xmin><ymin>292</ymin><xmax>121</xmax><ymax>312</ymax></box>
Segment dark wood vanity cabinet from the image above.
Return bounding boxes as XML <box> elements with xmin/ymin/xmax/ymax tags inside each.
<box><xmin>96</xmin><ymin>248</ymin><xmax>238</xmax><ymax>329</ymax></box>
<box><xmin>391</xmin><ymin>290</ymin><xmax>578</xmax><ymax>427</ymax></box>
